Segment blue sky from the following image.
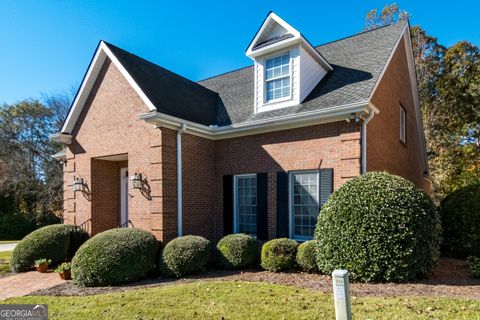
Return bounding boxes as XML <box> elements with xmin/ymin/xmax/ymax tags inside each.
<box><xmin>0</xmin><ymin>0</ymin><xmax>478</xmax><ymax>104</ymax></box>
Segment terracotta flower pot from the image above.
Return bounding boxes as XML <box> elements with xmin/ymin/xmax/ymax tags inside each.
<box><xmin>35</xmin><ymin>264</ymin><xmax>48</xmax><ymax>273</ymax></box>
<box><xmin>59</xmin><ymin>270</ymin><xmax>71</xmax><ymax>280</ymax></box>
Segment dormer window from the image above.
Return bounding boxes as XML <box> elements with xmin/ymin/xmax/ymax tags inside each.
<box><xmin>265</xmin><ymin>52</ymin><xmax>291</xmax><ymax>102</ymax></box>
<box><xmin>246</xmin><ymin>12</ymin><xmax>333</xmax><ymax>113</ymax></box>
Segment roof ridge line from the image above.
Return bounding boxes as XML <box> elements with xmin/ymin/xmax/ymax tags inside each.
<box><xmin>197</xmin><ymin>64</ymin><xmax>253</xmax><ymax>83</ymax></box>
<box><xmin>315</xmin><ymin>22</ymin><xmax>406</xmax><ymax>49</ymax></box>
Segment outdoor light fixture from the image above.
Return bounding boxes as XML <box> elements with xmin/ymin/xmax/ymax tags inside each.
<box><xmin>131</xmin><ymin>173</ymin><xmax>143</xmax><ymax>189</ymax></box>
<box><xmin>73</xmin><ymin>177</ymin><xmax>85</xmax><ymax>192</ymax></box>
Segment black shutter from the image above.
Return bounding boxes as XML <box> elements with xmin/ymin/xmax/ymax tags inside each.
<box><xmin>223</xmin><ymin>175</ymin><xmax>234</xmax><ymax>235</ymax></box>
<box><xmin>276</xmin><ymin>171</ymin><xmax>289</xmax><ymax>238</ymax></box>
<box><xmin>319</xmin><ymin>169</ymin><xmax>334</xmax><ymax>207</ymax></box>
<box><xmin>256</xmin><ymin>173</ymin><xmax>268</xmax><ymax>240</ymax></box>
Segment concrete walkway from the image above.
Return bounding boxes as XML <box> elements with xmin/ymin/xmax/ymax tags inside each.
<box><xmin>0</xmin><ymin>271</ymin><xmax>64</xmax><ymax>300</ymax></box>
<box><xmin>0</xmin><ymin>243</ymin><xmax>17</xmax><ymax>252</ymax></box>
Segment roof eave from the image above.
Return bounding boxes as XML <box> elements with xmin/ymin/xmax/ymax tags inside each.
<box><xmin>140</xmin><ymin>101</ymin><xmax>371</xmax><ymax>140</ymax></box>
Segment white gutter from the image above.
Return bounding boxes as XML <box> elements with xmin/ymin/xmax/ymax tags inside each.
<box><xmin>139</xmin><ymin>101</ymin><xmax>371</xmax><ymax>140</ymax></box>
<box><xmin>361</xmin><ymin>106</ymin><xmax>376</xmax><ymax>174</ymax></box>
<box><xmin>177</xmin><ymin>123</ymin><xmax>187</xmax><ymax>237</ymax></box>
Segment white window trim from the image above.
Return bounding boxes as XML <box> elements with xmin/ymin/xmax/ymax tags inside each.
<box><xmin>400</xmin><ymin>105</ymin><xmax>407</xmax><ymax>144</ymax></box>
<box><xmin>233</xmin><ymin>174</ymin><xmax>257</xmax><ymax>234</ymax></box>
<box><xmin>288</xmin><ymin>170</ymin><xmax>320</xmax><ymax>242</ymax></box>
<box><xmin>263</xmin><ymin>51</ymin><xmax>292</xmax><ymax>105</ymax></box>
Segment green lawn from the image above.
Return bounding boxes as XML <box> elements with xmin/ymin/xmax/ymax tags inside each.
<box><xmin>4</xmin><ymin>281</ymin><xmax>480</xmax><ymax>319</ymax></box>
<box><xmin>0</xmin><ymin>240</ymin><xmax>19</xmax><ymax>244</ymax></box>
<box><xmin>0</xmin><ymin>251</ymin><xmax>12</xmax><ymax>275</ymax></box>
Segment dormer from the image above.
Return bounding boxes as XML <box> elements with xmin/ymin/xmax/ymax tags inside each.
<box><xmin>246</xmin><ymin>12</ymin><xmax>333</xmax><ymax>113</ymax></box>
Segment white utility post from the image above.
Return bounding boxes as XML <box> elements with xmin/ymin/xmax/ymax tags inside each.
<box><xmin>332</xmin><ymin>269</ymin><xmax>352</xmax><ymax>320</ymax></box>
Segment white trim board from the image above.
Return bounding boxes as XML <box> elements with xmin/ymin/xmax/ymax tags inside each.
<box><xmin>60</xmin><ymin>41</ymin><xmax>156</xmax><ymax>134</ymax></box>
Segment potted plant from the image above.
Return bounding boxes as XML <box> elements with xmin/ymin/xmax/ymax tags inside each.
<box><xmin>55</xmin><ymin>262</ymin><xmax>72</xmax><ymax>280</ymax></box>
<box><xmin>34</xmin><ymin>258</ymin><xmax>51</xmax><ymax>273</ymax></box>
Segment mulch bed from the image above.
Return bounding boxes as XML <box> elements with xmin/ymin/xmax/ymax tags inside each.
<box><xmin>31</xmin><ymin>258</ymin><xmax>480</xmax><ymax>299</ymax></box>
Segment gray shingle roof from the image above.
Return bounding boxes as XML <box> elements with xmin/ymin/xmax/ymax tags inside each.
<box><xmin>199</xmin><ymin>22</ymin><xmax>406</xmax><ymax>126</ymax></box>
<box><xmin>106</xmin><ymin>22</ymin><xmax>406</xmax><ymax>127</ymax></box>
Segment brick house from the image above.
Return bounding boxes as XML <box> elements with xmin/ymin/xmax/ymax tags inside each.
<box><xmin>52</xmin><ymin>13</ymin><xmax>431</xmax><ymax>243</ymax></box>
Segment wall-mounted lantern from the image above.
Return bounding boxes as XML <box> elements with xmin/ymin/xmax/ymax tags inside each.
<box><xmin>131</xmin><ymin>173</ymin><xmax>143</xmax><ymax>189</ymax></box>
<box><xmin>73</xmin><ymin>177</ymin><xmax>85</xmax><ymax>192</ymax></box>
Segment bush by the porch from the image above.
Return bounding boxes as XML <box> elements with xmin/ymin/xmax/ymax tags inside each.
<box><xmin>441</xmin><ymin>183</ymin><xmax>480</xmax><ymax>257</ymax></box>
<box><xmin>72</xmin><ymin>228</ymin><xmax>159</xmax><ymax>286</ymax></box>
<box><xmin>261</xmin><ymin>238</ymin><xmax>298</xmax><ymax>272</ymax></box>
<box><xmin>315</xmin><ymin>172</ymin><xmax>441</xmax><ymax>282</ymax></box>
<box><xmin>10</xmin><ymin>224</ymin><xmax>88</xmax><ymax>272</ymax></box>
<box><xmin>216</xmin><ymin>234</ymin><xmax>258</xmax><ymax>269</ymax></box>
<box><xmin>296</xmin><ymin>240</ymin><xmax>318</xmax><ymax>273</ymax></box>
<box><xmin>160</xmin><ymin>235</ymin><xmax>211</xmax><ymax>277</ymax></box>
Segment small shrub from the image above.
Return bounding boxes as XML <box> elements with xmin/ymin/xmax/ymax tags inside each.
<box><xmin>10</xmin><ymin>224</ymin><xmax>88</xmax><ymax>272</ymax></box>
<box><xmin>72</xmin><ymin>228</ymin><xmax>159</xmax><ymax>286</ymax></box>
<box><xmin>296</xmin><ymin>240</ymin><xmax>318</xmax><ymax>273</ymax></box>
<box><xmin>441</xmin><ymin>183</ymin><xmax>480</xmax><ymax>257</ymax></box>
<box><xmin>160</xmin><ymin>235</ymin><xmax>211</xmax><ymax>277</ymax></box>
<box><xmin>468</xmin><ymin>256</ymin><xmax>480</xmax><ymax>278</ymax></box>
<box><xmin>261</xmin><ymin>238</ymin><xmax>298</xmax><ymax>272</ymax></box>
<box><xmin>315</xmin><ymin>172</ymin><xmax>441</xmax><ymax>282</ymax></box>
<box><xmin>216</xmin><ymin>234</ymin><xmax>258</xmax><ymax>269</ymax></box>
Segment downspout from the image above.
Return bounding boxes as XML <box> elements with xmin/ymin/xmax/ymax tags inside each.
<box><xmin>177</xmin><ymin>123</ymin><xmax>187</xmax><ymax>236</ymax></box>
<box><xmin>361</xmin><ymin>109</ymin><xmax>375</xmax><ymax>174</ymax></box>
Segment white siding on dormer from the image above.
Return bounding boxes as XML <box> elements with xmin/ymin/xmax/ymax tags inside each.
<box><xmin>255</xmin><ymin>45</ymin><xmax>301</xmax><ymax>113</ymax></box>
<box><xmin>299</xmin><ymin>46</ymin><xmax>327</xmax><ymax>102</ymax></box>
<box><xmin>257</xmin><ymin>22</ymin><xmax>288</xmax><ymax>45</ymax></box>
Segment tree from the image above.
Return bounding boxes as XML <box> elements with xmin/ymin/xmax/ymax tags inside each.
<box><xmin>364</xmin><ymin>4</ymin><xmax>480</xmax><ymax>199</ymax></box>
<box><xmin>0</xmin><ymin>92</ymin><xmax>71</xmax><ymax>221</ymax></box>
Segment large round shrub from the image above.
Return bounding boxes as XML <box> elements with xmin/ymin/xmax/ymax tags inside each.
<box><xmin>261</xmin><ymin>238</ymin><xmax>298</xmax><ymax>272</ymax></box>
<box><xmin>315</xmin><ymin>172</ymin><xmax>441</xmax><ymax>282</ymax></box>
<box><xmin>10</xmin><ymin>224</ymin><xmax>88</xmax><ymax>272</ymax></box>
<box><xmin>160</xmin><ymin>235</ymin><xmax>211</xmax><ymax>277</ymax></box>
<box><xmin>296</xmin><ymin>240</ymin><xmax>318</xmax><ymax>273</ymax></box>
<box><xmin>441</xmin><ymin>183</ymin><xmax>480</xmax><ymax>257</ymax></box>
<box><xmin>72</xmin><ymin>228</ymin><xmax>159</xmax><ymax>286</ymax></box>
<box><xmin>216</xmin><ymin>234</ymin><xmax>258</xmax><ymax>269</ymax></box>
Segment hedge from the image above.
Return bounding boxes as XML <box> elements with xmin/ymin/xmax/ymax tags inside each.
<box><xmin>72</xmin><ymin>228</ymin><xmax>159</xmax><ymax>286</ymax></box>
<box><xmin>261</xmin><ymin>238</ymin><xmax>298</xmax><ymax>272</ymax></box>
<box><xmin>296</xmin><ymin>240</ymin><xmax>318</xmax><ymax>273</ymax></box>
<box><xmin>441</xmin><ymin>183</ymin><xmax>480</xmax><ymax>257</ymax></box>
<box><xmin>216</xmin><ymin>234</ymin><xmax>258</xmax><ymax>269</ymax></box>
<box><xmin>160</xmin><ymin>235</ymin><xmax>211</xmax><ymax>277</ymax></box>
<box><xmin>10</xmin><ymin>224</ymin><xmax>88</xmax><ymax>272</ymax></box>
<box><xmin>315</xmin><ymin>172</ymin><xmax>441</xmax><ymax>282</ymax></box>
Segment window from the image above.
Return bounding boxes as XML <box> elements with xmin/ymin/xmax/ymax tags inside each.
<box><xmin>234</xmin><ymin>174</ymin><xmax>257</xmax><ymax>235</ymax></box>
<box><xmin>265</xmin><ymin>53</ymin><xmax>291</xmax><ymax>102</ymax></box>
<box><xmin>400</xmin><ymin>105</ymin><xmax>406</xmax><ymax>144</ymax></box>
<box><xmin>289</xmin><ymin>171</ymin><xmax>319</xmax><ymax>240</ymax></box>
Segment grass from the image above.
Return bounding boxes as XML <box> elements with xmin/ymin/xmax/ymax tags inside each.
<box><xmin>0</xmin><ymin>240</ymin><xmax>19</xmax><ymax>244</ymax></box>
<box><xmin>0</xmin><ymin>251</ymin><xmax>12</xmax><ymax>275</ymax></box>
<box><xmin>4</xmin><ymin>281</ymin><xmax>480</xmax><ymax>319</ymax></box>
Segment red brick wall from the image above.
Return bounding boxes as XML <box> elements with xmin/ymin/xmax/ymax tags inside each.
<box><xmin>369</xmin><ymin>37</ymin><xmax>431</xmax><ymax>194</ymax></box>
<box><xmin>212</xmin><ymin>121</ymin><xmax>361</xmax><ymax>241</ymax></box>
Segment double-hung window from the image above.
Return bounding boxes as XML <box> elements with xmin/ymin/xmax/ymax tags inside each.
<box><xmin>290</xmin><ymin>171</ymin><xmax>320</xmax><ymax>240</ymax></box>
<box><xmin>265</xmin><ymin>52</ymin><xmax>291</xmax><ymax>102</ymax></box>
<box><xmin>234</xmin><ymin>174</ymin><xmax>257</xmax><ymax>236</ymax></box>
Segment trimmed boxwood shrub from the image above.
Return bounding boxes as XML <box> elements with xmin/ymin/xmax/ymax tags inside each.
<box><xmin>10</xmin><ymin>224</ymin><xmax>88</xmax><ymax>272</ymax></box>
<box><xmin>160</xmin><ymin>235</ymin><xmax>211</xmax><ymax>277</ymax></box>
<box><xmin>296</xmin><ymin>240</ymin><xmax>318</xmax><ymax>273</ymax></box>
<box><xmin>72</xmin><ymin>228</ymin><xmax>159</xmax><ymax>286</ymax></box>
<box><xmin>315</xmin><ymin>172</ymin><xmax>441</xmax><ymax>282</ymax></box>
<box><xmin>216</xmin><ymin>234</ymin><xmax>258</xmax><ymax>269</ymax></box>
<box><xmin>441</xmin><ymin>183</ymin><xmax>480</xmax><ymax>257</ymax></box>
<box><xmin>261</xmin><ymin>238</ymin><xmax>298</xmax><ymax>272</ymax></box>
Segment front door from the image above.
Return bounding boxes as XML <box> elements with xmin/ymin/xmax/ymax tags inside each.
<box><xmin>120</xmin><ymin>168</ymin><xmax>129</xmax><ymax>227</ymax></box>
